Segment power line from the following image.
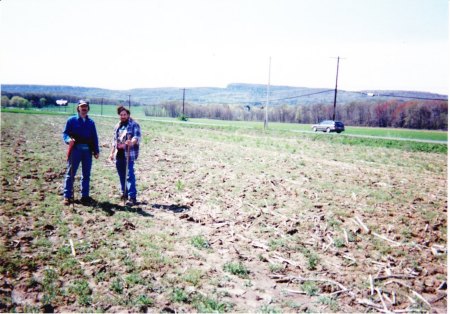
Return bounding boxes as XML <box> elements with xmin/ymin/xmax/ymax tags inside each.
<box><xmin>347</xmin><ymin>91</ymin><xmax>448</xmax><ymax>101</ymax></box>
<box><xmin>269</xmin><ymin>89</ymin><xmax>335</xmax><ymax>102</ymax></box>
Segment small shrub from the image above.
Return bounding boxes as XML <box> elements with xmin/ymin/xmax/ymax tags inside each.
<box><xmin>178</xmin><ymin>114</ymin><xmax>189</xmax><ymax>121</ymax></box>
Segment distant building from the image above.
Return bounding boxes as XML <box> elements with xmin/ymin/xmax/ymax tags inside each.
<box><xmin>56</xmin><ymin>99</ymin><xmax>68</xmax><ymax>106</ymax></box>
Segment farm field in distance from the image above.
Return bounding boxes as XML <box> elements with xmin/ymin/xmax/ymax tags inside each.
<box><xmin>0</xmin><ymin>112</ymin><xmax>447</xmax><ymax>312</ymax></box>
<box><xmin>3</xmin><ymin>105</ymin><xmax>448</xmax><ymax>143</ymax></box>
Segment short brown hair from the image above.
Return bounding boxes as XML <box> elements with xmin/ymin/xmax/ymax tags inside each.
<box><xmin>117</xmin><ymin>106</ymin><xmax>130</xmax><ymax>115</ymax></box>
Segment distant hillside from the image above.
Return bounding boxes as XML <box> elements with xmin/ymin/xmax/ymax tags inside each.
<box><xmin>2</xmin><ymin>83</ymin><xmax>447</xmax><ymax>106</ymax></box>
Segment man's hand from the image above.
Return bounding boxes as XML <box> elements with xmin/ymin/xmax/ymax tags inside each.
<box><xmin>125</xmin><ymin>139</ymin><xmax>137</xmax><ymax>146</ymax></box>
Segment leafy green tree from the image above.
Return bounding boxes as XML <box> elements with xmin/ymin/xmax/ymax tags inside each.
<box><xmin>10</xmin><ymin>96</ymin><xmax>31</xmax><ymax>108</ymax></box>
<box><xmin>1</xmin><ymin>96</ymin><xmax>10</xmax><ymax>107</ymax></box>
<box><xmin>39</xmin><ymin>97</ymin><xmax>47</xmax><ymax>108</ymax></box>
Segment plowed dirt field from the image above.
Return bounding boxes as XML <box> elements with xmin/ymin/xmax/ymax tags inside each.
<box><xmin>0</xmin><ymin>113</ymin><xmax>447</xmax><ymax>312</ymax></box>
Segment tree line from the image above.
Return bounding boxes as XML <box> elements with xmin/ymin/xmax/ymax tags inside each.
<box><xmin>144</xmin><ymin>100</ymin><xmax>448</xmax><ymax>130</ymax></box>
<box><xmin>1</xmin><ymin>92</ymin><xmax>118</xmax><ymax>108</ymax></box>
<box><xmin>2</xmin><ymin>92</ymin><xmax>447</xmax><ymax>130</ymax></box>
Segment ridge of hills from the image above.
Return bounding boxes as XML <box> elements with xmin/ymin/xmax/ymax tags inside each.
<box><xmin>2</xmin><ymin>83</ymin><xmax>447</xmax><ymax>106</ymax></box>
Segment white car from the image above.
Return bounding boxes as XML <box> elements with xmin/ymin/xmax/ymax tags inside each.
<box><xmin>311</xmin><ymin>120</ymin><xmax>345</xmax><ymax>133</ymax></box>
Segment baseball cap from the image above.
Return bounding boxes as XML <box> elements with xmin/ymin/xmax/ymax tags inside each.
<box><xmin>78</xmin><ymin>100</ymin><xmax>89</xmax><ymax>106</ymax></box>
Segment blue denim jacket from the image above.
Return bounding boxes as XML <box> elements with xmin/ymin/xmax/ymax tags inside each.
<box><xmin>62</xmin><ymin>114</ymin><xmax>100</xmax><ymax>155</ymax></box>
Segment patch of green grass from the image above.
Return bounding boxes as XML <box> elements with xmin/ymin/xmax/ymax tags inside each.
<box><xmin>176</xmin><ymin>180</ymin><xmax>184</xmax><ymax>191</ymax></box>
<box><xmin>140</xmin><ymin>250</ymin><xmax>172</xmax><ymax>271</ymax></box>
<box><xmin>59</xmin><ymin>258</ymin><xmax>83</xmax><ymax>276</ymax></box>
<box><xmin>182</xmin><ymin>269</ymin><xmax>203</xmax><ymax>286</ymax></box>
<box><xmin>193</xmin><ymin>295</ymin><xmax>232</xmax><ymax>313</ymax></box>
<box><xmin>110</xmin><ymin>277</ymin><xmax>124</xmax><ymax>294</ymax></box>
<box><xmin>125</xmin><ymin>273</ymin><xmax>143</xmax><ymax>286</ymax></box>
<box><xmin>318</xmin><ymin>295</ymin><xmax>340</xmax><ymax>312</ymax></box>
<box><xmin>327</xmin><ymin>216</ymin><xmax>341</xmax><ymax>229</ymax></box>
<box><xmin>69</xmin><ymin>279</ymin><xmax>92</xmax><ymax>306</ymax></box>
<box><xmin>301</xmin><ymin>281</ymin><xmax>319</xmax><ymax>296</ymax></box>
<box><xmin>334</xmin><ymin>237</ymin><xmax>345</xmax><ymax>248</ymax></box>
<box><xmin>223</xmin><ymin>262</ymin><xmax>250</xmax><ymax>278</ymax></box>
<box><xmin>191</xmin><ymin>235</ymin><xmax>210</xmax><ymax>249</ymax></box>
<box><xmin>372</xmin><ymin>239</ymin><xmax>393</xmax><ymax>256</ymax></box>
<box><xmin>171</xmin><ymin>288</ymin><xmax>189</xmax><ymax>303</ymax></box>
<box><xmin>259</xmin><ymin>304</ymin><xmax>282</xmax><ymax>313</ymax></box>
<box><xmin>300</xmin><ymin>249</ymin><xmax>320</xmax><ymax>270</ymax></box>
<box><xmin>269</xmin><ymin>263</ymin><xmax>284</xmax><ymax>273</ymax></box>
<box><xmin>42</xmin><ymin>268</ymin><xmax>59</xmax><ymax>305</ymax></box>
<box><xmin>269</xmin><ymin>238</ymin><xmax>286</xmax><ymax>250</ymax></box>
<box><xmin>134</xmin><ymin>295</ymin><xmax>154</xmax><ymax>307</ymax></box>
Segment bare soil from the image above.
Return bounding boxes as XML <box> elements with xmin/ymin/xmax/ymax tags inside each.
<box><xmin>0</xmin><ymin>113</ymin><xmax>447</xmax><ymax>313</ymax></box>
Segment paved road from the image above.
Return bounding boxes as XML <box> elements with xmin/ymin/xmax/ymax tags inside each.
<box><xmin>291</xmin><ymin>130</ymin><xmax>448</xmax><ymax>144</ymax></box>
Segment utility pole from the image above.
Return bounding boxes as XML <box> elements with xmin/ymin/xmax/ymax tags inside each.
<box><xmin>128</xmin><ymin>95</ymin><xmax>131</xmax><ymax>111</ymax></box>
<box><xmin>100</xmin><ymin>98</ymin><xmax>103</xmax><ymax>116</ymax></box>
<box><xmin>264</xmin><ymin>57</ymin><xmax>271</xmax><ymax>130</ymax></box>
<box><xmin>332</xmin><ymin>56</ymin><xmax>344</xmax><ymax>121</ymax></box>
<box><xmin>182</xmin><ymin>88</ymin><xmax>186</xmax><ymax>115</ymax></box>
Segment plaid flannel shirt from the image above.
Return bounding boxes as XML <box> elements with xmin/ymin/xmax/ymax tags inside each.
<box><xmin>112</xmin><ymin>118</ymin><xmax>141</xmax><ymax>161</ymax></box>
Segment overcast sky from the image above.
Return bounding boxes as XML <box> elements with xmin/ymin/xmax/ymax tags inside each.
<box><xmin>1</xmin><ymin>0</ymin><xmax>448</xmax><ymax>94</ymax></box>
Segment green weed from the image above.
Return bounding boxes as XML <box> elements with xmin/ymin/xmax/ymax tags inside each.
<box><xmin>223</xmin><ymin>262</ymin><xmax>250</xmax><ymax>278</ymax></box>
<box><xmin>69</xmin><ymin>279</ymin><xmax>92</xmax><ymax>306</ymax></box>
<box><xmin>171</xmin><ymin>288</ymin><xmax>189</xmax><ymax>303</ymax></box>
<box><xmin>182</xmin><ymin>269</ymin><xmax>203</xmax><ymax>286</ymax></box>
<box><xmin>134</xmin><ymin>295</ymin><xmax>154</xmax><ymax>306</ymax></box>
<box><xmin>301</xmin><ymin>281</ymin><xmax>319</xmax><ymax>296</ymax></box>
<box><xmin>193</xmin><ymin>295</ymin><xmax>232</xmax><ymax>313</ymax></box>
<box><xmin>110</xmin><ymin>277</ymin><xmax>124</xmax><ymax>294</ymax></box>
<box><xmin>318</xmin><ymin>296</ymin><xmax>340</xmax><ymax>312</ymax></box>
<box><xmin>191</xmin><ymin>235</ymin><xmax>210</xmax><ymax>249</ymax></box>
<box><xmin>42</xmin><ymin>268</ymin><xmax>59</xmax><ymax>305</ymax></box>
<box><xmin>176</xmin><ymin>180</ymin><xmax>184</xmax><ymax>191</ymax></box>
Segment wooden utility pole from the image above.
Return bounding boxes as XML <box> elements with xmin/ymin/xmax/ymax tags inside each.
<box><xmin>128</xmin><ymin>95</ymin><xmax>131</xmax><ymax>111</ymax></box>
<box><xmin>332</xmin><ymin>56</ymin><xmax>345</xmax><ymax>121</ymax></box>
<box><xmin>264</xmin><ymin>57</ymin><xmax>271</xmax><ymax>130</ymax></box>
<box><xmin>182</xmin><ymin>88</ymin><xmax>186</xmax><ymax>115</ymax></box>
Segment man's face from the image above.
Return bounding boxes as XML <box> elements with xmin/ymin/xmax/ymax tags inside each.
<box><xmin>120</xmin><ymin>111</ymin><xmax>129</xmax><ymax>123</ymax></box>
<box><xmin>79</xmin><ymin>105</ymin><xmax>89</xmax><ymax>116</ymax></box>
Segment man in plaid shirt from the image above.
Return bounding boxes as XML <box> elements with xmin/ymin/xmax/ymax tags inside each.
<box><xmin>109</xmin><ymin>106</ymin><xmax>141</xmax><ymax>205</ymax></box>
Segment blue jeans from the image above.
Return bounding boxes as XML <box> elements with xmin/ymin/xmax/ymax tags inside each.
<box><xmin>116</xmin><ymin>157</ymin><xmax>136</xmax><ymax>199</ymax></box>
<box><xmin>64</xmin><ymin>144</ymin><xmax>93</xmax><ymax>198</ymax></box>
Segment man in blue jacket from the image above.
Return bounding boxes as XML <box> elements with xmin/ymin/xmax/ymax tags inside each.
<box><xmin>63</xmin><ymin>100</ymin><xmax>100</xmax><ymax>205</ymax></box>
